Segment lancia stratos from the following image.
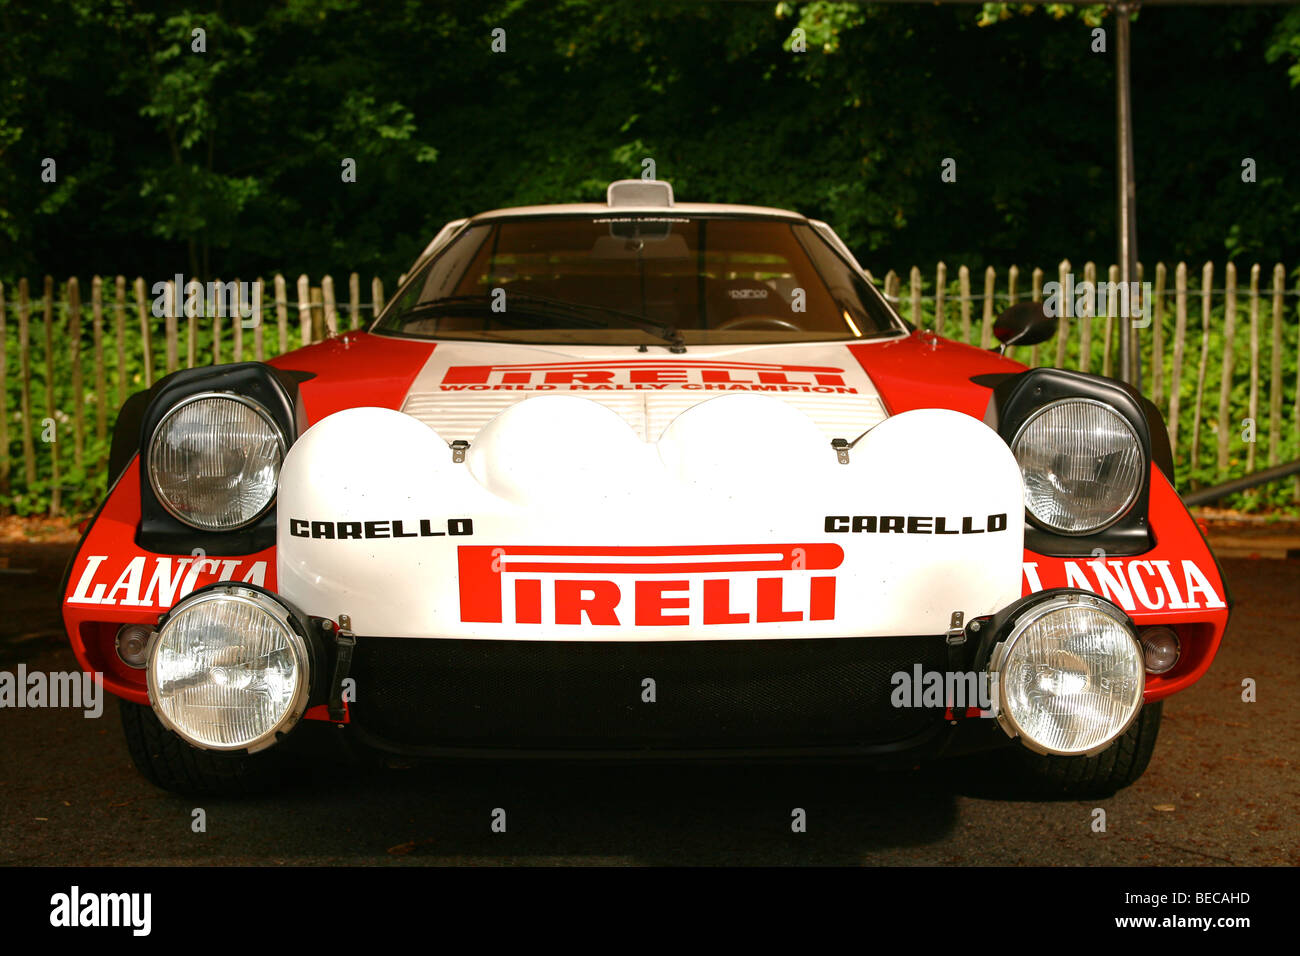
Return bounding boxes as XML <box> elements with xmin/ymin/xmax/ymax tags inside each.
<box><xmin>62</xmin><ymin>180</ymin><xmax>1230</xmax><ymax>795</ymax></box>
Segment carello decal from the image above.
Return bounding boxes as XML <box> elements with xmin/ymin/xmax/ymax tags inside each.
<box><xmin>457</xmin><ymin>543</ymin><xmax>844</xmax><ymax>626</ymax></box>
<box><xmin>67</xmin><ymin>556</ymin><xmax>268</xmax><ymax>608</ymax></box>
<box><xmin>826</xmin><ymin>514</ymin><xmax>1008</xmax><ymax>535</ymax></box>
<box><xmin>289</xmin><ymin>517</ymin><xmax>474</xmax><ymax>540</ymax></box>
<box><xmin>1023</xmin><ymin>559</ymin><xmax>1226</xmax><ymax>611</ymax></box>
<box><xmin>438</xmin><ymin>360</ymin><xmax>859</xmax><ymax>394</ymax></box>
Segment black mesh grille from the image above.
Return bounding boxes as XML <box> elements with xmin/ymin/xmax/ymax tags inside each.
<box><xmin>347</xmin><ymin>635</ymin><xmax>949</xmax><ymax>751</ymax></box>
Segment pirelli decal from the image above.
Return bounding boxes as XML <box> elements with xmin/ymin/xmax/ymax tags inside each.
<box><xmin>437</xmin><ymin>360</ymin><xmax>860</xmax><ymax>394</ymax></box>
<box><xmin>458</xmin><ymin>543</ymin><xmax>844</xmax><ymax>626</ymax></box>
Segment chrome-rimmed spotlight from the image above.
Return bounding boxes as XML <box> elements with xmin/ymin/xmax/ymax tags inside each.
<box><xmin>147</xmin><ymin>585</ymin><xmax>312</xmax><ymax>752</ymax></box>
<box><xmin>986</xmin><ymin>592</ymin><xmax>1145</xmax><ymax>756</ymax></box>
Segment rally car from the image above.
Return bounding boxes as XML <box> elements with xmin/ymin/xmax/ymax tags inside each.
<box><xmin>62</xmin><ymin>180</ymin><xmax>1230</xmax><ymax>796</ymax></box>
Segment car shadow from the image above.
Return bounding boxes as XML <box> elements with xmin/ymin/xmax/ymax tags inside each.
<box><xmin>171</xmin><ymin>754</ymin><xmax>978</xmax><ymax>865</ymax></box>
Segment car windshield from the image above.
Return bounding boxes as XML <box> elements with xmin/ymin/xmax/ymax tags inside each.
<box><xmin>374</xmin><ymin>215</ymin><xmax>902</xmax><ymax>346</ymax></box>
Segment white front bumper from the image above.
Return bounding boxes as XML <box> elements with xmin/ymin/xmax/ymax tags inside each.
<box><xmin>276</xmin><ymin>393</ymin><xmax>1024</xmax><ymax>640</ymax></box>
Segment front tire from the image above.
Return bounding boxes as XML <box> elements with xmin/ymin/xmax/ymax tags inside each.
<box><xmin>998</xmin><ymin>701</ymin><xmax>1163</xmax><ymax>798</ymax></box>
<box><xmin>119</xmin><ymin>699</ymin><xmax>289</xmax><ymax>796</ymax></box>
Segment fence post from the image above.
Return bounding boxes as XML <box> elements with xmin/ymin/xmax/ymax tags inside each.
<box><xmin>322</xmin><ymin>274</ymin><xmax>338</xmax><ymax>337</ymax></box>
<box><xmin>883</xmin><ymin>270</ymin><xmax>899</xmax><ymax>305</ymax></box>
<box><xmin>0</xmin><ymin>281</ymin><xmax>7</xmax><ymax>495</ymax></box>
<box><xmin>132</xmin><ymin>278</ymin><xmax>153</xmax><ymax>389</ymax></box>
<box><xmin>43</xmin><ymin>276</ymin><xmax>60</xmax><ymax>516</ymax></box>
<box><xmin>186</xmin><ymin>279</ymin><xmax>199</xmax><ymax>368</ymax></box>
<box><xmin>1168</xmin><ymin>262</ymin><xmax>1188</xmax><ymax>450</ymax></box>
<box><xmin>1152</xmin><ymin>262</ymin><xmax>1166</xmax><ymax>407</ymax></box>
<box><xmin>274</xmin><ymin>274</ymin><xmax>289</xmax><ymax>354</ymax></box>
<box><xmin>1102</xmin><ymin>264</ymin><xmax>1118</xmax><ymax>378</ymax></box>
<box><xmin>114</xmin><ymin>276</ymin><xmax>128</xmax><ymax>406</ymax></box>
<box><xmin>212</xmin><ymin>278</ymin><xmax>224</xmax><ymax>365</ymax></box>
<box><xmin>91</xmin><ymin>276</ymin><xmax>107</xmax><ymax>443</ymax></box>
<box><xmin>1080</xmin><ymin>262</ymin><xmax>1096</xmax><ymax>372</ymax></box>
<box><xmin>1294</xmin><ymin>273</ymin><xmax>1300</xmax><ymax>503</ymax></box>
<box><xmin>1269</xmin><ymin>263</ymin><xmax>1285</xmax><ymax>468</ymax></box>
<box><xmin>168</xmin><ymin>280</ymin><xmax>182</xmax><ymax>374</ymax></box>
<box><xmin>934</xmin><ymin>262</ymin><xmax>946</xmax><ymax>335</ymax></box>
<box><xmin>1003</xmin><ymin>265</ymin><xmax>1020</xmax><ymax>359</ymax></box>
<box><xmin>67</xmin><ymin>277</ymin><xmax>84</xmax><ymax>468</ymax></box>
<box><xmin>18</xmin><ymin>279</ymin><xmax>36</xmax><ymax>486</ymax></box>
<box><xmin>907</xmin><ymin>267</ymin><xmax>920</xmax><ymax>327</ymax></box>
<box><xmin>1215</xmin><ymin>262</ymin><xmax>1238</xmax><ymax>477</ymax></box>
<box><xmin>1055</xmin><ymin>260</ymin><xmax>1071</xmax><ymax>370</ymax></box>
<box><xmin>232</xmin><ymin>278</ymin><xmax>244</xmax><ymax>363</ymax></box>
<box><xmin>372</xmin><ymin>276</ymin><xmax>386</xmax><ymax>318</ymax></box>
<box><xmin>1029</xmin><ymin>266</ymin><xmax>1044</xmax><ymax>367</ymax></box>
<box><xmin>254</xmin><ymin>279</ymin><xmax>265</xmax><ymax>362</ymax></box>
<box><xmin>297</xmin><ymin>274</ymin><xmax>311</xmax><ymax>346</ymax></box>
<box><xmin>958</xmin><ymin>266</ymin><xmax>971</xmax><ymax>344</ymax></box>
<box><xmin>310</xmin><ymin>286</ymin><xmax>325</xmax><ymax>341</ymax></box>
<box><xmin>1133</xmin><ymin>260</ymin><xmax>1144</xmax><ymax>385</ymax></box>
<box><xmin>1190</xmin><ymin>261</ymin><xmax>1213</xmax><ymax>475</ymax></box>
<box><xmin>1246</xmin><ymin>263</ymin><xmax>1261</xmax><ymax>475</ymax></box>
<box><xmin>980</xmin><ymin>267</ymin><xmax>996</xmax><ymax>349</ymax></box>
<box><xmin>349</xmin><ymin>272</ymin><xmax>361</xmax><ymax>330</ymax></box>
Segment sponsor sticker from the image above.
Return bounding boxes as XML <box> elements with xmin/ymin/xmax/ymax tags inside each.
<box><xmin>1023</xmin><ymin>558</ymin><xmax>1226</xmax><ymax>611</ymax></box>
<box><xmin>457</xmin><ymin>543</ymin><xmax>844</xmax><ymax>626</ymax></box>
<box><xmin>67</xmin><ymin>555</ymin><xmax>269</xmax><ymax>608</ymax></box>
<box><xmin>437</xmin><ymin>360</ymin><xmax>860</xmax><ymax>394</ymax></box>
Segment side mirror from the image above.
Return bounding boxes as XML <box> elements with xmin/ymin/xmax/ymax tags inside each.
<box><xmin>992</xmin><ymin>301</ymin><xmax>1057</xmax><ymax>351</ymax></box>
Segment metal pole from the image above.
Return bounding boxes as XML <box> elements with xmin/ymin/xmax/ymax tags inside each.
<box><xmin>1181</xmin><ymin>458</ymin><xmax>1300</xmax><ymax>506</ymax></box>
<box><xmin>1116</xmin><ymin>2</ymin><xmax>1141</xmax><ymax>388</ymax></box>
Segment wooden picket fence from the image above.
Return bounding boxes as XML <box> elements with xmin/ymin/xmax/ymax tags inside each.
<box><xmin>1</xmin><ymin>261</ymin><xmax>1298</xmax><ymax>515</ymax></box>
<box><xmin>0</xmin><ymin>273</ymin><xmax>389</xmax><ymax>514</ymax></box>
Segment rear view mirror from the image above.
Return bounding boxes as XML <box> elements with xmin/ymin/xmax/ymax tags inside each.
<box><xmin>992</xmin><ymin>301</ymin><xmax>1057</xmax><ymax>351</ymax></box>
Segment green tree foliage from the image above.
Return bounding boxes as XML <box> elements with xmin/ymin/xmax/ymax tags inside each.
<box><xmin>0</xmin><ymin>0</ymin><xmax>1296</xmax><ymax>287</ymax></box>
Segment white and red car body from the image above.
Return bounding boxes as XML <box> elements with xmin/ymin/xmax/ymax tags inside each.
<box><xmin>60</xmin><ymin>197</ymin><xmax>1230</xmax><ymax>760</ymax></box>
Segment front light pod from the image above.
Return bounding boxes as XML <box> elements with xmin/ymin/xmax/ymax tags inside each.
<box><xmin>986</xmin><ymin>592</ymin><xmax>1145</xmax><ymax>757</ymax></box>
<box><xmin>1011</xmin><ymin>398</ymin><xmax>1144</xmax><ymax>535</ymax></box>
<box><xmin>147</xmin><ymin>585</ymin><xmax>313</xmax><ymax>752</ymax></box>
<box><xmin>147</xmin><ymin>391</ymin><xmax>285</xmax><ymax>532</ymax></box>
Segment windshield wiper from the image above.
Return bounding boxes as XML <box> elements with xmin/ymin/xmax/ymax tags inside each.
<box><xmin>403</xmin><ymin>292</ymin><xmax>686</xmax><ymax>352</ymax></box>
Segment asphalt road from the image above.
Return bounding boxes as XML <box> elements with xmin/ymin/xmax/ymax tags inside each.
<box><xmin>1</xmin><ymin>541</ymin><xmax>1295</xmax><ymax>866</ymax></box>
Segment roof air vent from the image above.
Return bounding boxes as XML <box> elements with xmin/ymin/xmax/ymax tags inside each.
<box><xmin>606</xmin><ymin>179</ymin><xmax>674</xmax><ymax>208</ymax></box>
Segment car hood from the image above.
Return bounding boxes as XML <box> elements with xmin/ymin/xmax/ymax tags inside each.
<box><xmin>271</xmin><ymin>331</ymin><xmax>1025</xmax><ymax>441</ymax></box>
<box><xmin>397</xmin><ymin>340</ymin><xmax>891</xmax><ymax>442</ymax></box>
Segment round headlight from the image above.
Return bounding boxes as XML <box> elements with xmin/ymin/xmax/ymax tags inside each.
<box><xmin>1011</xmin><ymin>398</ymin><xmax>1143</xmax><ymax>534</ymax></box>
<box><xmin>148</xmin><ymin>393</ymin><xmax>284</xmax><ymax>531</ymax></box>
<box><xmin>147</xmin><ymin>587</ymin><xmax>310</xmax><ymax>751</ymax></box>
<box><xmin>988</xmin><ymin>593</ymin><xmax>1145</xmax><ymax>756</ymax></box>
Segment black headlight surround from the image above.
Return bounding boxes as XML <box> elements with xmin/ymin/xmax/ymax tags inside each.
<box><xmin>134</xmin><ymin>362</ymin><xmax>309</xmax><ymax>555</ymax></box>
<box><xmin>983</xmin><ymin>368</ymin><xmax>1172</xmax><ymax>556</ymax></box>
